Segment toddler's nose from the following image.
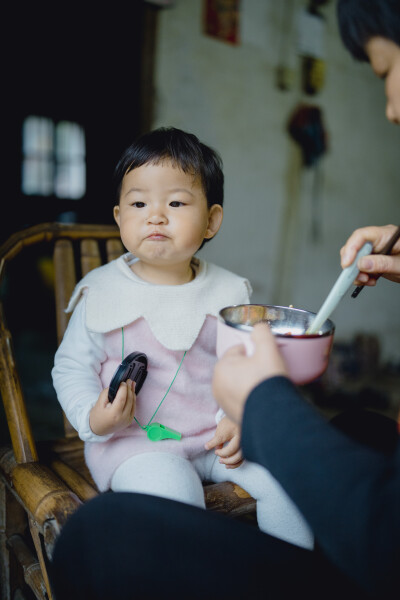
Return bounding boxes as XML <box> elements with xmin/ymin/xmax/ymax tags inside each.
<box><xmin>148</xmin><ymin>211</ymin><xmax>167</xmax><ymax>225</ymax></box>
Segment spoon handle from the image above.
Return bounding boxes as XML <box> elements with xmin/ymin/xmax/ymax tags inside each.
<box><xmin>306</xmin><ymin>242</ymin><xmax>373</xmax><ymax>335</ymax></box>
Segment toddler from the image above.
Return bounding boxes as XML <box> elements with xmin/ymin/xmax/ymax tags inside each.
<box><xmin>52</xmin><ymin>127</ymin><xmax>313</xmax><ymax>549</ymax></box>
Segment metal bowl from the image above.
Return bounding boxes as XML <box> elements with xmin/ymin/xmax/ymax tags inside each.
<box><xmin>217</xmin><ymin>304</ymin><xmax>335</xmax><ymax>385</ymax></box>
<box><xmin>219</xmin><ymin>304</ymin><xmax>334</xmax><ymax>337</ymax></box>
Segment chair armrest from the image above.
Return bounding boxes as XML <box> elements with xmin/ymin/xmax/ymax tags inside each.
<box><xmin>9</xmin><ymin>462</ymin><xmax>83</xmax><ymax>558</ymax></box>
<box><xmin>11</xmin><ymin>462</ymin><xmax>82</xmax><ymax>529</ymax></box>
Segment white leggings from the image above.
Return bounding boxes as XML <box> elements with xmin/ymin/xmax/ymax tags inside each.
<box><xmin>111</xmin><ymin>452</ymin><xmax>314</xmax><ymax>550</ymax></box>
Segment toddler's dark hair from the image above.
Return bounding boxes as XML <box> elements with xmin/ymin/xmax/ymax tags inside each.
<box><xmin>114</xmin><ymin>127</ymin><xmax>224</xmax><ymax>210</ymax></box>
<box><xmin>337</xmin><ymin>0</ymin><xmax>400</xmax><ymax>62</ymax></box>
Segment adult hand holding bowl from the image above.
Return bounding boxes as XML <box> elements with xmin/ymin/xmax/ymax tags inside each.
<box><xmin>216</xmin><ymin>305</ymin><xmax>335</xmax><ymax>386</ymax></box>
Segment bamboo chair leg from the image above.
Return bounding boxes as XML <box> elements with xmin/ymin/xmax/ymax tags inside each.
<box><xmin>0</xmin><ymin>478</ymin><xmax>34</xmax><ymax>599</ymax></box>
<box><xmin>29</xmin><ymin>517</ymin><xmax>53</xmax><ymax>600</ymax></box>
<box><xmin>7</xmin><ymin>534</ymin><xmax>47</xmax><ymax>600</ymax></box>
<box><xmin>0</xmin><ymin>479</ymin><xmax>11</xmax><ymax>600</ymax></box>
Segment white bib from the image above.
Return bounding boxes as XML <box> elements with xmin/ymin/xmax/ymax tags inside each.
<box><xmin>66</xmin><ymin>254</ymin><xmax>252</xmax><ymax>350</ymax></box>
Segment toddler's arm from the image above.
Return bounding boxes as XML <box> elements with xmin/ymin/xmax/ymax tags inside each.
<box><xmin>52</xmin><ymin>296</ymin><xmax>115</xmax><ymax>441</ymax></box>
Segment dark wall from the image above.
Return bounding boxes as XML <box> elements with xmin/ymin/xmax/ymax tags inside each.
<box><xmin>0</xmin><ymin>3</ymin><xmax>159</xmax><ymax>443</ymax></box>
<box><xmin>3</xmin><ymin>2</ymin><xmax>156</xmax><ymax>243</ymax></box>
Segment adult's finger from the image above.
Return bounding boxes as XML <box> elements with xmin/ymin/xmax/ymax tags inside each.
<box><xmin>358</xmin><ymin>253</ymin><xmax>400</xmax><ymax>276</ymax></box>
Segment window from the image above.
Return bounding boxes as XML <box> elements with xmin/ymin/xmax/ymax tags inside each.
<box><xmin>22</xmin><ymin>116</ymin><xmax>86</xmax><ymax>199</ymax></box>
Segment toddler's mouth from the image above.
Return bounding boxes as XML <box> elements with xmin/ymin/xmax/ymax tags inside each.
<box><xmin>146</xmin><ymin>232</ymin><xmax>168</xmax><ymax>240</ymax></box>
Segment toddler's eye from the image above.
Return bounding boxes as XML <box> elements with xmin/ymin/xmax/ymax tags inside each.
<box><xmin>170</xmin><ymin>201</ymin><xmax>185</xmax><ymax>207</ymax></box>
<box><xmin>132</xmin><ymin>201</ymin><xmax>146</xmax><ymax>208</ymax></box>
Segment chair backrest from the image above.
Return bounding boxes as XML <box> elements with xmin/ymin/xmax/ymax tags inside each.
<box><xmin>0</xmin><ymin>222</ymin><xmax>124</xmax><ymax>459</ymax></box>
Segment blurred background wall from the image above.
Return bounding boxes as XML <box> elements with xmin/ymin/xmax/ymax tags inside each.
<box><xmin>151</xmin><ymin>0</ymin><xmax>400</xmax><ymax>362</ymax></box>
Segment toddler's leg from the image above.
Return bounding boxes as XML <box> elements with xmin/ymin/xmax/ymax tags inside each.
<box><xmin>111</xmin><ymin>452</ymin><xmax>206</xmax><ymax>509</ymax></box>
<box><xmin>209</xmin><ymin>458</ymin><xmax>314</xmax><ymax>550</ymax></box>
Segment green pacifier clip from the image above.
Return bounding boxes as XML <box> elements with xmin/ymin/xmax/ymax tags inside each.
<box><xmin>122</xmin><ymin>328</ymin><xmax>184</xmax><ymax>442</ymax></box>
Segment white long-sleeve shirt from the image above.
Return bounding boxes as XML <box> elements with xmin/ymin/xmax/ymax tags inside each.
<box><xmin>52</xmin><ymin>254</ymin><xmax>251</xmax><ymax>490</ymax></box>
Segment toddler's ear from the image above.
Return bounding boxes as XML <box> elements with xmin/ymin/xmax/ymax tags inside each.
<box><xmin>205</xmin><ymin>205</ymin><xmax>223</xmax><ymax>240</ymax></box>
<box><xmin>113</xmin><ymin>205</ymin><xmax>121</xmax><ymax>227</ymax></box>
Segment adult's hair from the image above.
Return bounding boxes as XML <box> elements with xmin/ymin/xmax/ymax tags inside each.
<box><xmin>337</xmin><ymin>0</ymin><xmax>400</xmax><ymax>62</ymax></box>
<box><xmin>114</xmin><ymin>127</ymin><xmax>224</xmax><ymax>210</ymax></box>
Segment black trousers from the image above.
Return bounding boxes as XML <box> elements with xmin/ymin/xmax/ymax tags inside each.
<box><xmin>49</xmin><ymin>491</ymin><xmax>372</xmax><ymax>600</ymax></box>
<box><xmin>50</xmin><ymin>408</ymin><xmax>397</xmax><ymax>600</ymax></box>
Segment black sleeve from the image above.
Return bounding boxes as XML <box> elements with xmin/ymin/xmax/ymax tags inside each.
<box><xmin>241</xmin><ymin>376</ymin><xmax>400</xmax><ymax>595</ymax></box>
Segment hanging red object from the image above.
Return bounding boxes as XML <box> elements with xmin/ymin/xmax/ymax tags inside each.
<box><xmin>203</xmin><ymin>0</ymin><xmax>241</xmax><ymax>45</ymax></box>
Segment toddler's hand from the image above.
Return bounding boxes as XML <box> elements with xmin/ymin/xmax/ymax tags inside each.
<box><xmin>205</xmin><ymin>416</ymin><xmax>243</xmax><ymax>469</ymax></box>
<box><xmin>89</xmin><ymin>380</ymin><xmax>136</xmax><ymax>436</ymax></box>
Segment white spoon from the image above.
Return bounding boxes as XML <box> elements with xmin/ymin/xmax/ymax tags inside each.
<box><xmin>306</xmin><ymin>242</ymin><xmax>373</xmax><ymax>335</ymax></box>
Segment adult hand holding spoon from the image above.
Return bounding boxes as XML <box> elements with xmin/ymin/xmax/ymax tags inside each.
<box><xmin>306</xmin><ymin>242</ymin><xmax>373</xmax><ymax>335</ymax></box>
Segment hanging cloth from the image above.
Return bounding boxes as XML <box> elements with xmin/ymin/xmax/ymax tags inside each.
<box><xmin>287</xmin><ymin>104</ymin><xmax>328</xmax><ymax>241</ymax></box>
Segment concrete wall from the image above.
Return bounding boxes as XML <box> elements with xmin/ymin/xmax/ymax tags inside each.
<box><xmin>151</xmin><ymin>0</ymin><xmax>400</xmax><ymax>362</ymax></box>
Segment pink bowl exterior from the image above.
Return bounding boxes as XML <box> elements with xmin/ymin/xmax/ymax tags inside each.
<box><xmin>216</xmin><ymin>320</ymin><xmax>334</xmax><ymax>386</ymax></box>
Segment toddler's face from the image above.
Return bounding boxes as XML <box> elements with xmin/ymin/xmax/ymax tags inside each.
<box><xmin>114</xmin><ymin>161</ymin><xmax>222</xmax><ymax>270</ymax></box>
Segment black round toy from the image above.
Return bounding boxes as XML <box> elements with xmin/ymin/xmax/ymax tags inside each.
<box><xmin>108</xmin><ymin>352</ymin><xmax>148</xmax><ymax>402</ymax></box>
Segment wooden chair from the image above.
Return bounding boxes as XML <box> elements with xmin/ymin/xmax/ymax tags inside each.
<box><xmin>0</xmin><ymin>222</ymin><xmax>256</xmax><ymax>600</ymax></box>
